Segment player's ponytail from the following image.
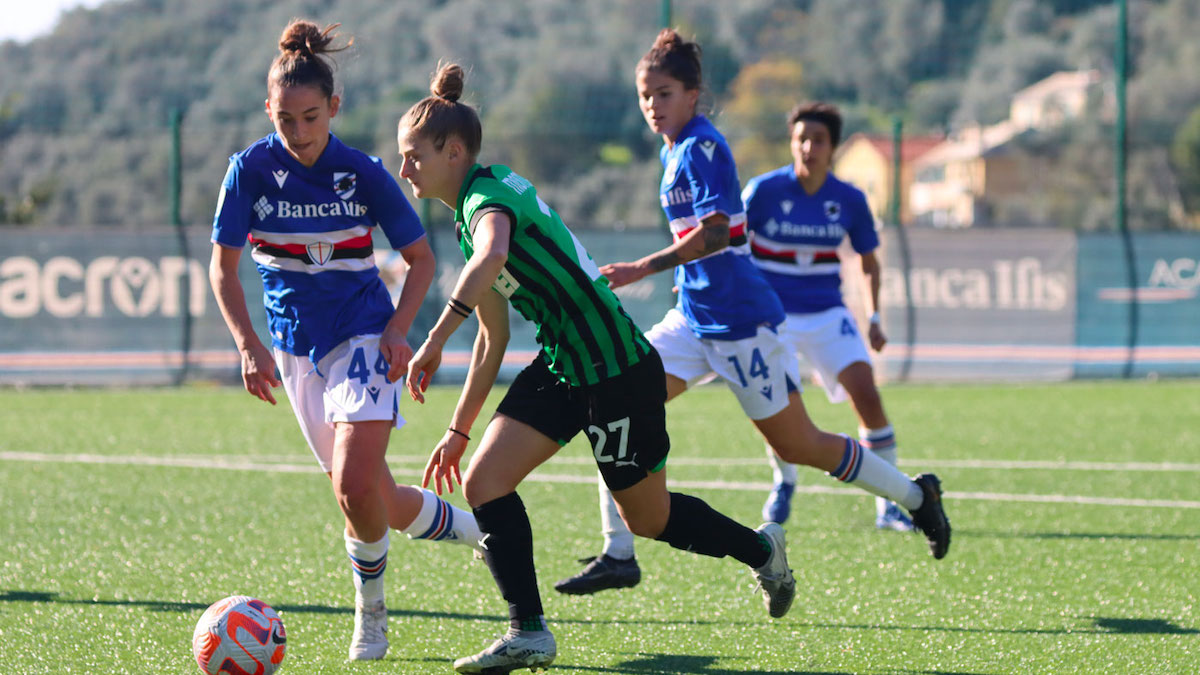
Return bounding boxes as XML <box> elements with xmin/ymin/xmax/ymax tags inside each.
<box><xmin>268</xmin><ymin>19</ymin><xmax>351</xmax><ymax>100</ymax></box>
<box><xmin>637</xmin><ymin>28</ymin><xmax>703</xmax><ymax>91</ymax></box>
<box><xmin>399</xmin><ymin>62</ymin><xmax>482</xmax><ymax>156</ymax></box>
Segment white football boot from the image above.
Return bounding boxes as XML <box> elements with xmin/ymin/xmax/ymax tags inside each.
<box><xmin>453</xmin><ymin>629</ymin><xmax>556</xmax><ymax>673</ymax></box>
<box><xmin>348</xmin><ymin>598</ymin><xmax>388</xmax><ymax>660</ymax></box>
<box><xmin>751</xmin><ymin>522</ymin><xmax>796</xmax><ymax>618</ymax></box>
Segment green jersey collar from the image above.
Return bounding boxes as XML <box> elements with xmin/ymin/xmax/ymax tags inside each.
<box><xmin>454</xmin><ymin>163</ymin><xmax>492</xmax><ymax>223</ymax></box>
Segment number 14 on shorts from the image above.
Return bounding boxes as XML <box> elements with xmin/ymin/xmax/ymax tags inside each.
<box><xmin>727</xmin><ymin>348</ymin><xmax>770</xmax><ymax>388</ymax></box>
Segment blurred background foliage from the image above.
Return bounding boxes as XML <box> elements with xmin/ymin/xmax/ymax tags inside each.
<box><xmin>1</xmin><ymin>0</ymin><xmax>1198</xmax><ymax>230</ymax></box>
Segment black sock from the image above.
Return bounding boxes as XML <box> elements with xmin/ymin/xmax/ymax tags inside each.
<box><xmin>655</xmin><ymin>492</ymin><xmax>770</xmax><ymax>568</ymax></box>
<box><xmin>472</xmin><ymin>492</ymin><xmax>544</xmax><ymax>631</ymax></box>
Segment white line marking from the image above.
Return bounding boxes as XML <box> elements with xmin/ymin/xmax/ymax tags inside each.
<box><xmin>905</xmin><ymin>459</ymin><xmax>1200</xmax><ymax>472</ymax></box>
<box><xmin>247</xmin><ymin>454</ymin><xmax>1200</xmax><ymax>473</ymax></box>
<box><xmin>4</xmin><ymin>451</ymin><xmax>1198</xmax><ymax>509</ymax></box>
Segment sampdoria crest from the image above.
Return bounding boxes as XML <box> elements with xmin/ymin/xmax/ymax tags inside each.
<box><xmin>333</xmin><ymin>172</ymin><xmax>357</xmax><ymax>200</ymax></box>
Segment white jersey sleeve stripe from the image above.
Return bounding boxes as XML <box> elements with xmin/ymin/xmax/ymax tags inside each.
<box><xmin>250</xmin><ymin>249</ymin><xmax>377</xmax><ymax>274</ymax></box>
<box><xmin>249</xmin><ymin>224</ymin><xmax>371</xmax><ymax>246</ymax></box>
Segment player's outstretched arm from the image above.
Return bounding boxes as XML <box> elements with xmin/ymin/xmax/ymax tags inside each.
<box><xmin>406</xmin><ymin>211</ymin><xmax>512</xmax><ymax>402</ymax></box>
<box><xmin>599</xmin><ymin>212</ymin><xmax>730</xmax><ymax>288</ymax></box>
<box><xmin>209</xmin><ymin>242</ymin><xmax>280</xmax><ymax>404</ymax></box>
<box><xmin>452</xmin><ymin>289</ymin><xmax>510</xmax><ymax>432</ymax></box>
<box><xmin>422</xmin><ymin>290</ymin><xmax>510</xmax><ymax>495</ymax></box>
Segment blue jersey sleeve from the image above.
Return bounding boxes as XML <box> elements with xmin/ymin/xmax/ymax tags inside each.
<box><xmin>364</xmin><ymin>157</ymin><xmax>425</xmax><ymax>250</ymax></box>
<box><xmin>211</xmin><ymin>158</ymin><xmax>253</xmax><ymax>248</ymax></box>
<box><xmin>844</xmin><ymin>188</ymin><xmax>879</xmax><ymax>254</ymax></box>
<box><xmin>683</xmin><ymin>139</ymin><xmax>740</xmax><ymax>220</ymax></box>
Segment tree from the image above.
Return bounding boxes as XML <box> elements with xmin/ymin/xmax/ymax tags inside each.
<box><xmin>721</xmin><ymin>58</ymin><xmax>805</xmax><ymax>179</ymax></box>
<box><xmin>1171</xmin><ymin>105</ymin><xmax>1200</xmax><ymax>219</ymax></box>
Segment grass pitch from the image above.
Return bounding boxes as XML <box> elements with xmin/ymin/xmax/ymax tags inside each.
<box><xmin>1</xmin><ymin>380</ymin><xmax>1197</xmax><ymax>674</ymax></box>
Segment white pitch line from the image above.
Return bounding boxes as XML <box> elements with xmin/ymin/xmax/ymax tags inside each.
<box><xmin>0</xmin><ymin>451</ymin><xmax>317</xmax><ymax>474</ymax></box>
<box><xmin>242</xmin><ymin>454</ymin><xmax>1200</xmax><ymax>473</ymax></box>
<box><xmin>904</xmin><ymin>458</ymin><xmax>1200</xmax><ymax>473</ymax></box>
<box><xmin>4</xmin><ymin>451</ymin><xmax>1199</xmax><ymax>509</ymax></box>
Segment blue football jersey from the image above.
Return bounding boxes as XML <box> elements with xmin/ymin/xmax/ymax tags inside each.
<box><xmin>211</xmin><ymin>132</ymin><xmax>426</xmax><ymax>363</ymax></box>
<box><xmin>659</xmin><ymin>115</ymin><xmax>784</xmax><ymax>339</ymax></box>
<box><xmin>742</xmin><ymin>165</ymin><xmax>878</xmax><ymax>314</ymax></box>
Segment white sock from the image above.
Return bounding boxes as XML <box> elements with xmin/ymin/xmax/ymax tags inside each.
<box><xmin>402</xmin><ymin>487</ymin><xmax>482</xmax><ymax>548</ymax></box>
<box><xmin>765</xmin><ymin>443</ymin><xmax>799</xmax><ymax>485</ymax></box>
<box><xmin>860</xmin><ymin>425</ymin><xmax>899</xmax><ymax>518</ymax></box>
<box><xmin>829</xmin><ymin>435</ymin><xmax>923</xmax><ymax>511</ymax></box>
<box><xmin>598</xmin><ymin>474</ymin><xmax>635</xmax><ymax>560</ymax></box>
<box><xmin>344</xmin><ymin>530</ymin><xmax>388</xmax><ymax>605</ymax></box>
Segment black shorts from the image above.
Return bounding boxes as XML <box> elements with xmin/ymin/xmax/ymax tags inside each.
<box><xmin>496</xmin><ymin>348</ymin><xmax>671</xmax><ymax>491</ymax></box>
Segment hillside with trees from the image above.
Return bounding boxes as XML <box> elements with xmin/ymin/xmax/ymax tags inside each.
<box><xmin>1</xmin><ymin>0</ymin><xmax>1197</xmax><ymax>230</ymax></box>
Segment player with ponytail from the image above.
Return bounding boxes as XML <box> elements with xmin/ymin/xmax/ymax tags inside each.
<box><xmin>556</xmin><ymin>29</ymin><xmax>952</xmax><ymax>598</ymax></box>
<box><xmin>398</xmin><ymin>61</ymin><xmax>796</xmax><ymax>673</ymax></box>
<box><xmin>209</xmin><ymin>20</ymin><xmax>482</xmax><ymax>663</ymax></box>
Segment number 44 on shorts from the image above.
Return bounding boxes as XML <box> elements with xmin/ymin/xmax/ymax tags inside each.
<box><xmin>346</xmin><ymin>346</ymin><xmax>389</xmax><ymax>384</ymax></box>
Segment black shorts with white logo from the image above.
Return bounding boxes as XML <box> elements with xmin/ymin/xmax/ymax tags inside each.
<box><xmin>496</xmin><ymin>348</ymin><xmax>671</xmax><ymax>491</ymax></box>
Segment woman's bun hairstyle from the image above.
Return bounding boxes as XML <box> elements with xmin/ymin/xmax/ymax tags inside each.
<box><xmin>398</xmin><ymin>62</ymin><xmax>482</xmax><ymax>157</ymax></box>
<box><xmin>637</xmin><ymin>28</ymin><xmax>703</xmax><ymax>91</ymax></box>
<box><xmin>268</xmin><ymin>19</ymin><xmax>351</xmax><ymax>100</ymax></box>
<box><xmin>430</xmin><ymin>63</ymin><xmax>465</xmax><ymax>103</ymax></box>
<box><xmin>278</xmin><ymin>20</ymin><xmax>337</xmax><ymax>57</ymax></box>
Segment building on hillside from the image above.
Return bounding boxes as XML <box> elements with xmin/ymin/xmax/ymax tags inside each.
<box><xmin>908</xmin><ymin>122</ymin><xmax>1022</xmax><ymax>228</ymax></box>
<box><xmin>833</xmin><ymin>133</ymin><xmax>943</xmax><ymax>225</ymax></box>
<box><xmin>1009</xmin><ymin>70</ymin><xmax>1101</xmax><ymax>132</ymax></box>
<box><xmin>909</xmin><ymin>70</ymin><xmax>1102</xmax><ymax>228</ymax></box>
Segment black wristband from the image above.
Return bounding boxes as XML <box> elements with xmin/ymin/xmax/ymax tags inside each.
<box><xmin>448</xmin><ymin>427</ymin><xmax>470</xmax><ymax>441</ymax></box>
<box><xmin>447</xmin><ymin>297</ymin><xmax>472</xmax><ymax>318</ymax></box>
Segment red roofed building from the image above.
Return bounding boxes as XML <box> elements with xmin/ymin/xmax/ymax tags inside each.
<box><xmin>834</xmin><ymin>133</ymin><xmax>943</xmax><ymax>225</ymax></box>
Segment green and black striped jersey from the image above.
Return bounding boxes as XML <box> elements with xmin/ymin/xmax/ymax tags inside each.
<box><xmin>454</xmin><ymin>163</ymin><xmax>651</xmax><ymax>386</ymax></box>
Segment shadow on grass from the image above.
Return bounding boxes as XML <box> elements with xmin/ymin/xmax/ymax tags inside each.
<box><xmin>797</xmin><ymin>615</ymin><xmax>1197</xmax><ymax>637</ymax></box>
<box><xmin>6</xmin><ymin>590</ymin><xmax>1194</xmax><ymax>640</ymax></box>
<box><xmin>912</xmin><ymin>667</ymin><xmax>998</xmax><ymax>672</ymax></box>
<box><xmin>0</xmin><ymin>589</ymin><xmax>498</xmax><ymax>621</ymax></box>
<box><xmin>0</xmin><ymin>590</ymin><xmax>764</xmax><ymax>628</ymax></box>
<box><xmin>404</xmin><ymin>652</ymin><xmax>845</xmax><ymax>674</ymax></box>
<box><xmin>959</xmin><ymin>529</ymin><xmax>1199</xmax><ymax>541</ymax></box>
<box><xmin>1091</xmin><ymin>617</ymin><xmax>1198</xmax><ymax>634</ymax></box>
<box><xmin>560</xmin><ymin>652</ymin><xmax>846</xmax><ymax>674</ymax></box>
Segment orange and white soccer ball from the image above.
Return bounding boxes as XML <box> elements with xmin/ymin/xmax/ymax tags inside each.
<box><xmin>192</xmin><ymin>595</ymin><xmax>287</xmax><ymax>675</ymax></box>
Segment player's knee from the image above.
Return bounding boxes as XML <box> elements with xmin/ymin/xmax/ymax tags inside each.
<box><xmin>623</xmin><ymin>510</ymin><xmax>668</xmax><ymax>539</ymax></box>
<box><xmin>333</xmin><ymin>468</ymin><xmax>375</xmax><ymax>507</ymax></box>
<box><xmin>628</xmin><ymin>520</ymin><xmax>662</xmax><ymax>539</ymax></box>
<box><xmin>335</xmin><ymin>482</ymin><xmax>374</xmax><ymax>516</ymax></box>
<box><xmin>461</xmin><ymin>473</ymin><xmax>499</xmax><ymax>509</ymax></box>
<box><xmin>460</xmin><ymin>480</ymin><xmax>482</xmax><ymax>508</ymax></box>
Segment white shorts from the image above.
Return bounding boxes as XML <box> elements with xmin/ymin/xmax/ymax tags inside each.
<box><xmin>779</xmin><ymin>306</ymin><xmax>872</xmax><ymax>404</ymax></box>
<box><xmin>646</xmin><ymin>308</ymin><xmax>800</xmax><ymax>420</ymax></box>
<box><xmin>276</xmin><ymin>334</ymin><xmax>406</xmax><ymax>473</ymax></box>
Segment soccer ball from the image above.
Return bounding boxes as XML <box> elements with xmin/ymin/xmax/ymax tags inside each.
<box><xmin>192</xmin><ymin>595</ymin><xmax>287</xmax><ymax>675</ymax></box>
